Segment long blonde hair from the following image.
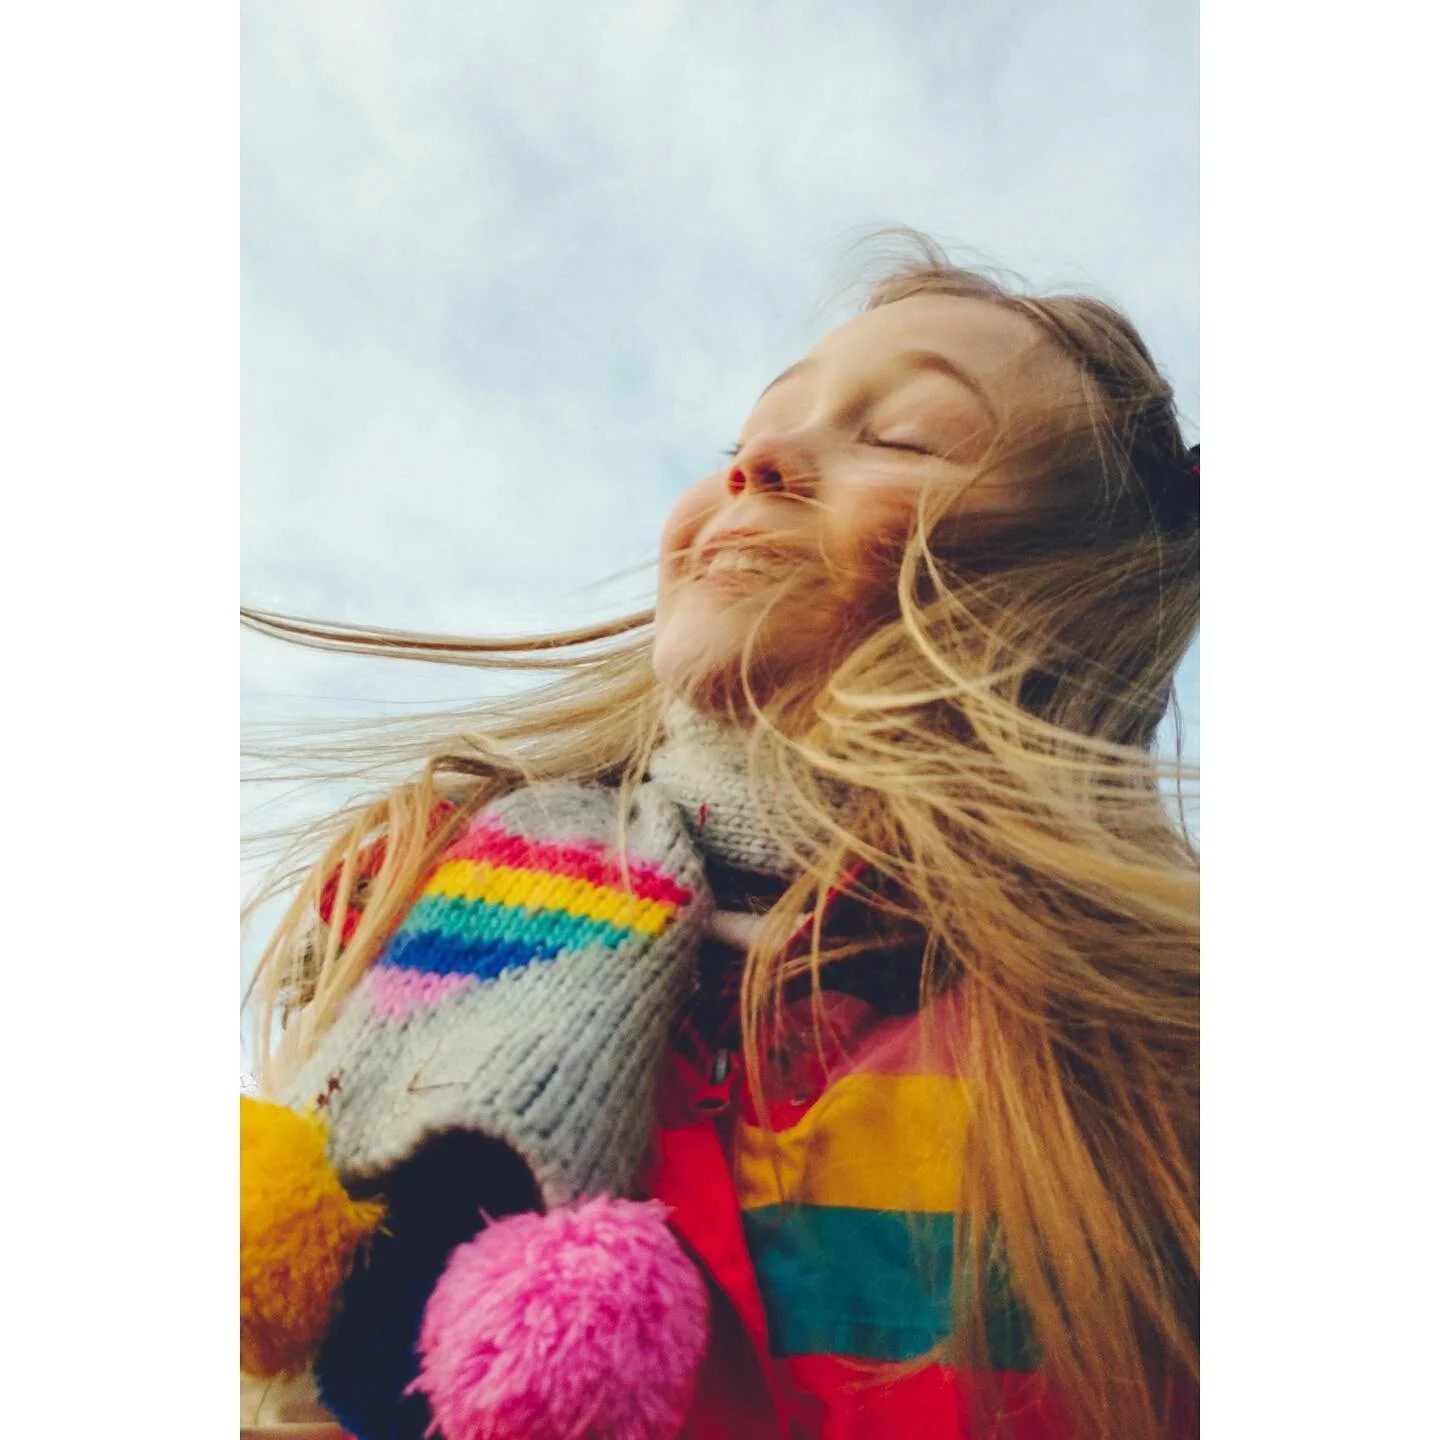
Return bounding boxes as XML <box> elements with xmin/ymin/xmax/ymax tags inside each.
<box><xmin>245</xmin><ymin>235</ymin><xmax>1198</xmax><ymax>1439</ymax></box>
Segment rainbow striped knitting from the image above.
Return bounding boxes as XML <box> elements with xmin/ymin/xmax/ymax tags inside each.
<box><xmin>364</xmin><ymin>817</ymin><xmax>695</xmax><ymax>1021</ymax></box>
<box><xmin>248</xmin><ymin>707</ymin><xmax>843</xmax><ymax>1440</ymax></box>
<box><xmin>282</xmin><ymin>780</ymin><xmax>709</xmax><ymax>1208</ymax></box>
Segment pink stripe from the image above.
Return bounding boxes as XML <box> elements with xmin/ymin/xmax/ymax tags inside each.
<box><xmin>365</xmin><ymin>965</ymin><xmax>478</xmax><ymax>1020</ymax></box>
<box><xmin>445</xmin><ymin>817</ymin><xmax>693</xmax><ymax>907</ymax></box>
<box><xmin>782</xmin><ymin>991</ymin><xmax>970</xmax><ymax>1083</ymax></box>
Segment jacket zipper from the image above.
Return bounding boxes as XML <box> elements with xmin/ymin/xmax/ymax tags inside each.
<box><xmin>691</xmin><ymin>1045</ymin><xmax>737</xmax><ymax>1114</ymax></box>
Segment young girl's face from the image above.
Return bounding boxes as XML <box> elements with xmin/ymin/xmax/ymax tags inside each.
<box><xmin>653</xmin><ymin>293</ymin><xmax>1050</xmax><ymax>708</ymax></box>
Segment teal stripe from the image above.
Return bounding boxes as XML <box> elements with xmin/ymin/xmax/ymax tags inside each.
<box><xmin>400</xmin><ymin>890</ymin><xmax>639</xmax><ymax>952</ymax></box>
<box><xmin>741</xmin><ymin>1206</ymin><xmax>1036</xmax><ymax>1368</ymax></box>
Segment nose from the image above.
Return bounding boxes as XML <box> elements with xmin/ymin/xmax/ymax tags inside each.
<box><xmin>726</xmin><ymin>436</ymin><xmax>805</xmax><ymax>496</ymax></box>
<box><xmin>726</xmin><ymin>463</ymin><xmax>782</xmax><ymax>496</ymax></box>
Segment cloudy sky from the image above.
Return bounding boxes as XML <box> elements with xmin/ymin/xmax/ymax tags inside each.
<box><xmin>241</xmin><ymin>0</ymin><xmax>1199</xmax><ymax>1040</ymax></box>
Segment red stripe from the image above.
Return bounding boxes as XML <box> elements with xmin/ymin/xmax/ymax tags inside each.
<box><xmin>823</xmin><ymin>988</ymin><xmax>970</xmax><ymax>1082</ymax></box>
<box><xmin>447</xmin><ymin>818</ymin><xmax>694</xmax><ymax>906</ymax></box>
<box><xmin>774</xmin><ymin>1357</ymin><xmax>1074</xmax><ymax>1440</ymax></box>
<box><xmin>317</xmin><ymin>800</ymin><xmax>458</xmax><ymax>942</ymax></box>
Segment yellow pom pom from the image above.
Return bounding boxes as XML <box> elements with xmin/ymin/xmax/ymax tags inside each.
<box><xmin>240</xmin><ymin>1096</ymin><xmax>384</xmax><ymax>1378</ymax></box>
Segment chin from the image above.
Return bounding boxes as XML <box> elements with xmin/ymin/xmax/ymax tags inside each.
<box><xmin>654</xmin><ymin>589</ymin><xmax>829</xmax><ymax>717</ymax></box>
<box><xmin>652</xmin><ymin>646</ymin><xmax>740</xmax><ymax>715</ymax></box>
<box><xmin>657</xmin><ymin>644</ymin><xmax>822</xmax><ymax>727</ymax></box>
<box><xmin>650</xmin><ymin>627</ymin><xmax>749</xmax><ymax>713</ymax></box>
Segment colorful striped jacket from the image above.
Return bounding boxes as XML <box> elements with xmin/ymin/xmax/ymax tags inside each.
<box><xmin>647</xmin><ymin>864</ymin><xmax>1202</xmax><ymax>1440</ymax></box>
<box><xmin>647</xmin><ymin>920</ymin><xmax>1075</xmax><ymax>1440</ymax></box>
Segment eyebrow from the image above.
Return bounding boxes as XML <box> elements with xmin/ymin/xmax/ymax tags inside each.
<box><xmin>756</xmin><ymin>348</ymin><xmax>994</xmax><ymax>421</ymax></box>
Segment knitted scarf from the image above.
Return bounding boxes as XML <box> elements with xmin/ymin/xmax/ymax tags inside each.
<box><xmin>280</xmin><ymin>697</ymin><xmax>804</xmax><ymax>1211</ymax></box>
<box><xmin>244</xmin><ymin>703</ymin><xmax>890</xmax><ymax>1440</ymax></box>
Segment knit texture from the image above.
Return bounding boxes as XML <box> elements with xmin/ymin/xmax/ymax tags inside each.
<box><xmin>282</xmin><ymin>779</ymin><xmax>710</xmax><ymax>1207</ymax></box>
<box><xmin>252</xmin><ymin>703</ymin><xmax>817</xmax><ymax>1439</ymax></box>
<box><xmin>648</xmin><ymin>699</ymin><xmax>830</xmax><ymax>879</ymax></box>
<box><xmin>313</xmin><ymin>1130</ymin><xmax>542</xmax><ymax>1440</ymax></box>
<box><xmin>649</xmin><ymin>698</ymin><xmax>860</xmax><ymax>889</ymax></box>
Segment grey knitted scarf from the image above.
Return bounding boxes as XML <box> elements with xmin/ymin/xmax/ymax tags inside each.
<box><xmin>281</xmin><ymin>698</ymin><xmax>798</xmax><ymax>1209</ymax></box>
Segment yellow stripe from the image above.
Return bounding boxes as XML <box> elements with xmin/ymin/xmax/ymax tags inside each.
<box><xmin>735</xmin><ymin>1073</ymin><xmax>972</xmax><ymax>1214</ymax></box>
<box><xmin>425</xmin><ymin>858</ymin><xmax>679</xmax><ymax>936</ymax></box>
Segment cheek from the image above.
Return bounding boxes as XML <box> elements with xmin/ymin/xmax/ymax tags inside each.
<box><xmin>825</xmin><ymin>476</ymin><xmax>921</xmax><ymax>598</ymax></box>
<box><xmin>655</xmin><ymin>477</ymin><xmax>723</xmax><ymax>625</ymax></box>
<box><xmin>659</xmin><ymin>479</ymin><xmax>724</xmax><ymax>575</ymax></box>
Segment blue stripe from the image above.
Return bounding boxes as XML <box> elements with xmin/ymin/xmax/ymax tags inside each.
<box><xmin>741</xmin><ymin>1206</ymin><xmax>1035</xmax><ymax>1368</ymax></box>
<box><xmin>378</xmin><ymin>894</ymin><xmax>636</xmax><ymax>979</ymax></box>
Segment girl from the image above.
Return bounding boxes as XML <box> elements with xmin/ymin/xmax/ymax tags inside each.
<box><xmin>242</xmin><ymin>236</ymin><xmax>1199</xmax><ymax>1440</ymax></box>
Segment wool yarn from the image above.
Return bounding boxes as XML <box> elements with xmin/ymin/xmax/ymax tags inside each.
<box><xmin>411</xmin><ymin>1197</ymin><xmax>708</xmax><ymax>1440</ymax></box>
<box><xmin>239</xmin><ymin>1096</ymin><xmax>384</xmax><ymax>1379</ymax></box>
<box><xmin>243</xmin><ymin>700</ymin><xmax>816</xmax><ymax>1439</ymax></box>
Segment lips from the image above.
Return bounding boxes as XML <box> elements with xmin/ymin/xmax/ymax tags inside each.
<box><xmin>701</xmin><ymin>551</ymin><xmax>791</xmax><ymax>585</ymax></box>
<box><xmin>691</xmin><ymin>538</ymin><xmax>794</xmax><ymax>587</ymax></box>
<box><xmin>691</xmin><ymin>529</ymin><xmax>796</xmax><ymax>583</ymax></box>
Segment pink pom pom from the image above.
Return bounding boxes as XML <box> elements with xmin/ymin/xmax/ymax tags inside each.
<box><xmin>410</xmin><ymin>1196</ymin><xmax>708</xmax><ymax>1440</ymax></box>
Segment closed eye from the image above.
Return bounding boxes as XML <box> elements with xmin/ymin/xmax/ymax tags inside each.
<box><xmin>862</xmin><ymin>432</ymin><xmax>933</xmax><ymax>456</ymax></box>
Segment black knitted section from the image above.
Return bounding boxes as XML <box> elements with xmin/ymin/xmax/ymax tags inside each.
<box><xmin>315</xmin><ymin>1130</ymin><xmax>542</xmax><ymax>1440</ymax></box>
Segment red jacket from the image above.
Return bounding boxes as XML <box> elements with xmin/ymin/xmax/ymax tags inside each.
<box><xmin>647</xmin><ymin>1022</ymin><xmax>1095</xmax><ymax>1438</ymax></box>
<box><xmin>641</xmin><ymin>859</ymin><xmax>1085</xmax><ymax>1440</ymax></box>
<box><xmin>644</xmin><ymin>886</ymin><xmax>1195</xmax><ymax>1440</ymax></box>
